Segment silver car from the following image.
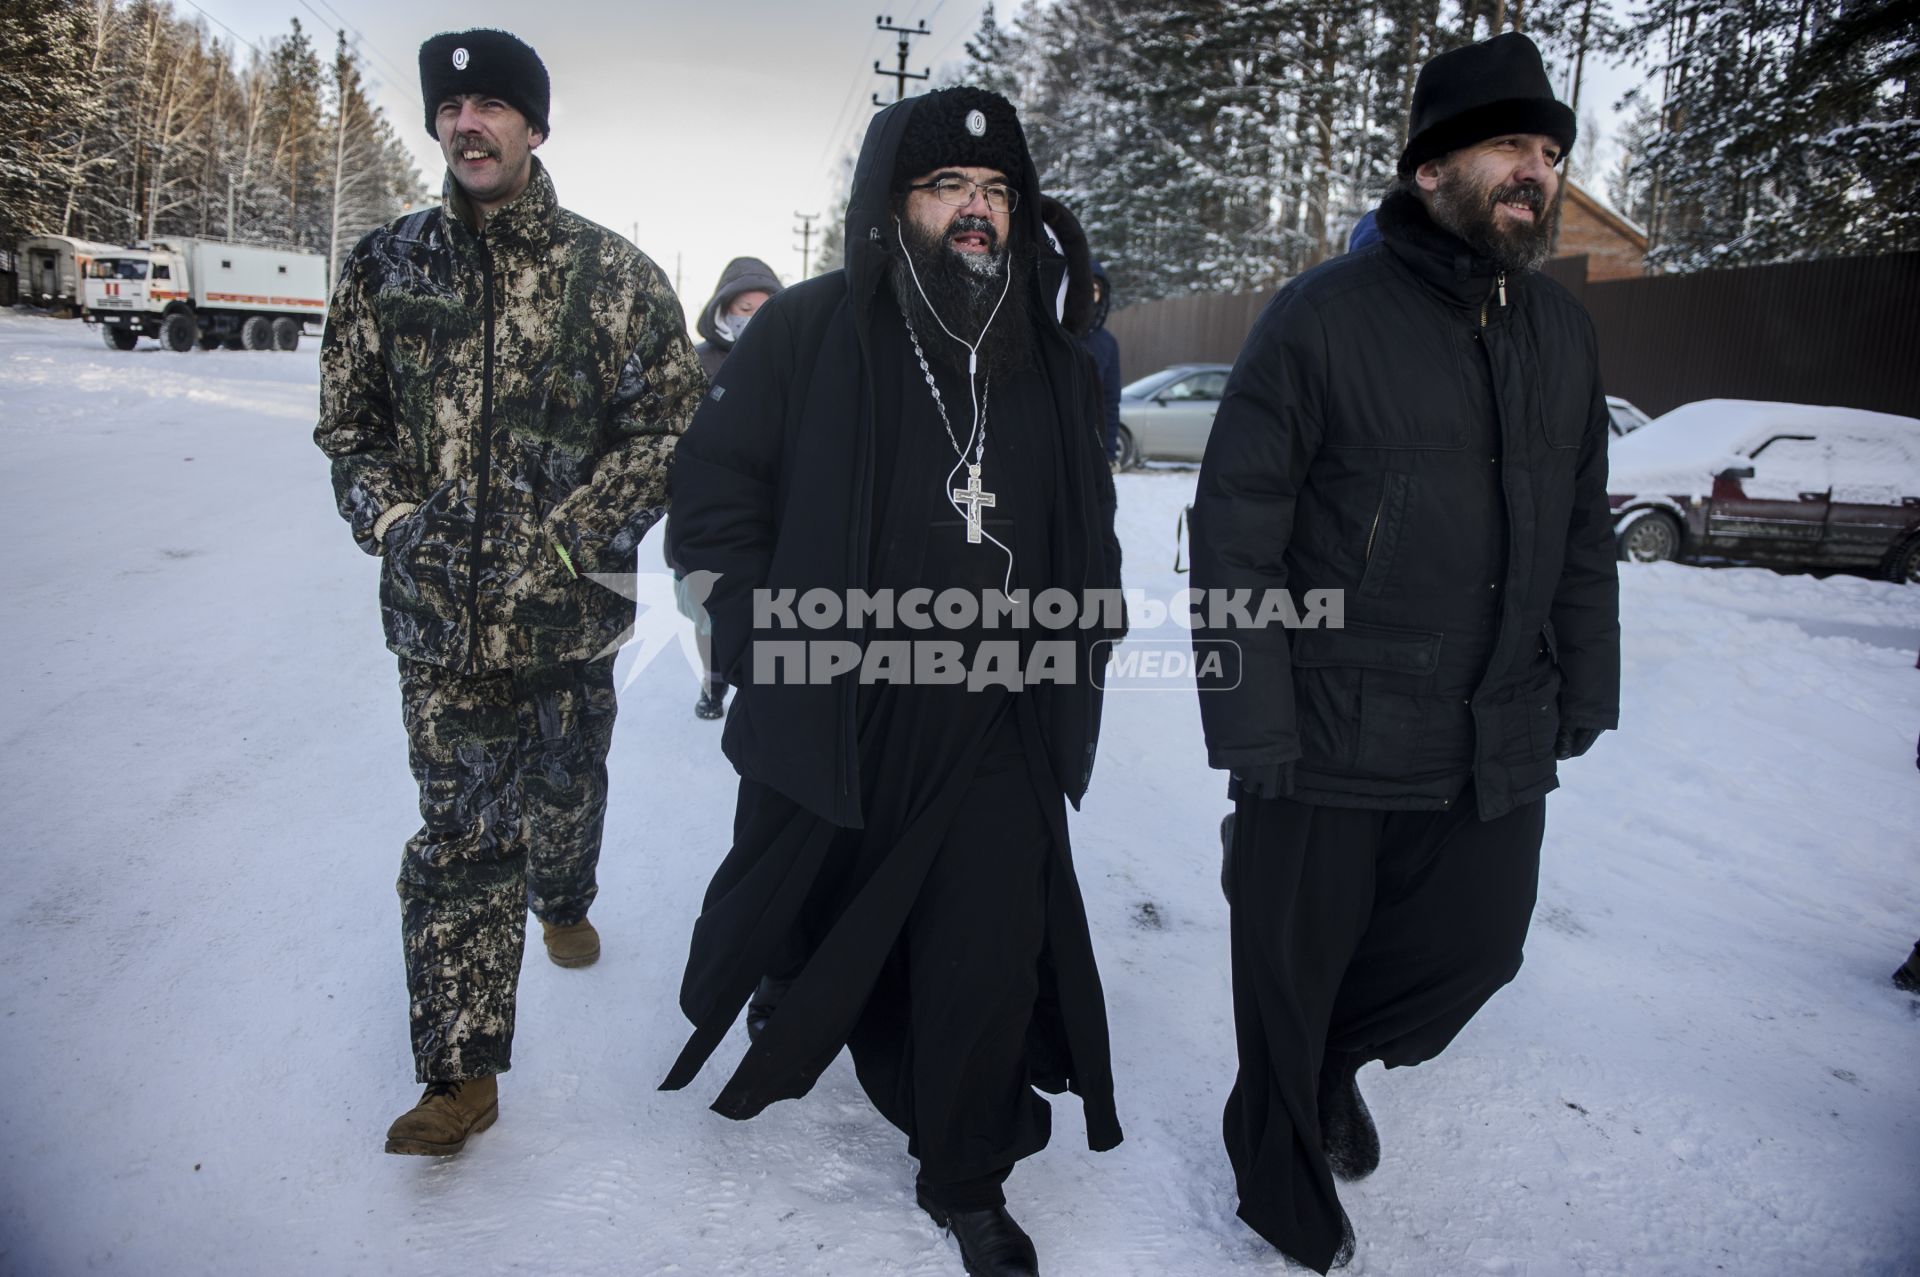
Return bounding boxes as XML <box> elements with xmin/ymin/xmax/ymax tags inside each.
<box><xmin>1115</xmin><ymin>363</ymin><xmax>1233</xmax><ymax>468</ymax></box>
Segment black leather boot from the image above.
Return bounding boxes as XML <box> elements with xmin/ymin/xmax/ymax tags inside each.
<box><xmin>1319</xmin><ymin>1054</ymin><xmax>1381</xmax><ymax>1182</ymax></box>
<box><xmin>744</xmin><ymin>975</ymin><xmax>791</xmax><ymax>1042</ymax></box>
<box><xmin>693</xmin><ymin>681</ymin><xmax>726</xmax><ymax>720</ymax></box>
<box><xmin>1895</xmin><ymin>941</ymin><xmax>1920</xmax><ymax>993</ymax></box>
<box><xmin>917</xmin><ymin>1187</ymin><xmax>1039</xmax><ymax>1276</ymax></box>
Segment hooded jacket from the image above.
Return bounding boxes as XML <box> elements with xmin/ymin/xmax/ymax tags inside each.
<box><xmin>317</xmin><ymin>159</ymin><xmax>705</xmax><ymax>671</ymax></box>
<box><xmin>692</xmin><ymin>256</ymin><xmax>785</xmax><ymax>380</ymax></box>
<box><xmin>666</xmin><ymin>96</ymin><xmax>1124</xmax><ymax>831</ymax></box>
<box><xmin>1083</xmin><ymin>259</ymin><xmax>1122</xmax><ymax>460</ymax></box>
<box><xmin>1190</xmin><ymin>186</ymin><xmax>1620</xmax><ymax>820</ymax></box>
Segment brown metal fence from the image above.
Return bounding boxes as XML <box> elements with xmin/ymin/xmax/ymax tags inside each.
<box><xmin>1104</xmin><ymin>252</ymin><xmax>1920</xmax><ymax>419</ymax></box>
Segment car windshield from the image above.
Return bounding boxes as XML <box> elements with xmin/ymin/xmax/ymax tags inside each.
<box><xmin>87</xmin><ymin>258</ymin><xmax>148</xmax><ymax>280</ymax></box>
<box><xmin>1122</xmin><ymin>369</ymin><xmax>1187</xmax><ymax>399</ymax></box>
<box><xmin>1608</xmin><ymin>404</ymin><xmax>1647</xmax><ymax>435</ymax></box>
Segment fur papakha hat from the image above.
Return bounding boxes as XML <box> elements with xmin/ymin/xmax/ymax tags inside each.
<box><xmin>419</xmin><ymin>29</ymin><xmax>551</xmax><ymax>140</ymax></box>
<box><xmin>891</xmin><ymin>87</ymin><xmax>1028</xmax><ymax>190</ymax></box>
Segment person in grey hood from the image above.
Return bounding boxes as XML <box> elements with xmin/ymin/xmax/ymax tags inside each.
<box><xmin>692</xmin><ymin>256</ymin><xmax>783</xmax><ymax>379</ymax></box>
<box><xmin>672</xmin><ymin>257</ymin><xmax>787</xmax><ymax>717</ymax></box>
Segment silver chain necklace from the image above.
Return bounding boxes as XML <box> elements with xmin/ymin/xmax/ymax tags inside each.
<box><xmin>904</xmin><ymin>314</ymin><xmax>998</xmax><ymax>545</ymax></box>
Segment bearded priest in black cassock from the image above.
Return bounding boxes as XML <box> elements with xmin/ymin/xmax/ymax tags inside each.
<box><xmin>659</xmin><ymin>88</ymin><xmax>1125</xmax><ymax>1277</ymax></box>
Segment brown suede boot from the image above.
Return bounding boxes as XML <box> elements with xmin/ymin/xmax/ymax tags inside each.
<box><xmin>541</xmin><ymin>917</ymin><xmax>600</xmax><ymax>968</ymax></box>
<box><xmin>384</xmin><ymin>1076</ymin><xmax>498</xmax><ymax>1156</ymax></box>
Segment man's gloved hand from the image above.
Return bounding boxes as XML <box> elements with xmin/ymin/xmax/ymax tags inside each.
<box><xmin>1230</xmin><ymin>761</ymin><xmax>1295</xmax><ymax>800</ymax></box>
<box><xmin>1555</xmin><ymin>723</ymin><xmax>1605</xmax><ymax>760</ymax></box>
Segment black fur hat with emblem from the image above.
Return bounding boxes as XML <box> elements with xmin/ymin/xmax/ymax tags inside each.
<box><xmin>418</xmin><ymin>29</ymin><xmax>551</xmax><ymax>140</ymax></box>
<box><xmin>1397</xmin><ymin>32</ymin><xmax>1574</xmax><ymax>177</ymax></box>
<box><xmin>890</xmin><ymin>86</ymin><xmax>1028</xmax><ymax>191</ymax></box>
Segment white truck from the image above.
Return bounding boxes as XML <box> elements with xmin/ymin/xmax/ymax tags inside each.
<box><xmin>82</xmin><ymin>238</ymin><xmax>328</xmax><ymax>353</ymax></box>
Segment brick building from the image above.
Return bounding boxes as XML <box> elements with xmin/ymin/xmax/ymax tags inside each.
<box><xmin>1555</xmin><ymin>181</ymin><xmax>1649</xmax><ymax>282</ymax></box>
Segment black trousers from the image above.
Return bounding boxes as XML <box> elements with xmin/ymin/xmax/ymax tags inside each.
<box><xmin>1224</xmin><ymin>788</ymin><xmax>1544</xmax><ymax>1272</ymax></box>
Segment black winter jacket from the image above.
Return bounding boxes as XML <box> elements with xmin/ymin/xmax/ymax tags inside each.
<box><xmin>1190</xmin><ymin>188</ymin><xmax>1620</xmax><ymax>820</ymax></box>
<box><xmin>666</xmin><ymin>96</ymin><xmax>1124</xmax><ymax>828</ymax></box>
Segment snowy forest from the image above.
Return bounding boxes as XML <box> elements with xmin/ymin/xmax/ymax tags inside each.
<box><xmin>830</xmin><ymin>0</ymin><xmax>1917</xmax><ymax>302</ymax></box>
<box><xmin>0</xmin><ymin>0</ymin><xmax>426</xmax><ymax>283</ymax></box>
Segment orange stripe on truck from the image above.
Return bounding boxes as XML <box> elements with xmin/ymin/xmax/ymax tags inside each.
<box><xmin>203</xmin><ymin>292</ymin><xmax>327</xmax><ymax>308</ymax></box>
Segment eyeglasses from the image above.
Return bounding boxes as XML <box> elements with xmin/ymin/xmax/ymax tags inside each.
<box><xmin>908</xmin><ymin>177</ymin><xmax>1020</xmax><ymax>214</ymax></box>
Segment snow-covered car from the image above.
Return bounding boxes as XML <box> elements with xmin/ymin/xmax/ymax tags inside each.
<box><xmin>1114</xmin><ymin>363</ymin><xmax>1232</xmax><ymax>468</ymax></box>
<box><xmin>1606</xmin><ymin>395</ymin><xmax>1651</xmax><ymax>438</ymax></box>
<box><xmin>1607</xmin><ymin>399</ymin><xmax>1920</xmax><ymax>582</ymax></box>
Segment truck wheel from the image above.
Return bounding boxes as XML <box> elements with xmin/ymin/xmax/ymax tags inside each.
<box><xmin>102</xmin><ymin>325</ymin><xmax>138</xmax><ymax>351</ymax></box>
<box><xmin>241</xmin><ymin>314</ymin><xmax>274</xmax><ymax>351</ymax></box>
<box><xmin>271</xmin><ymin>317</ymin><xmax>301</xmax><ymax>351</ymax></box>
<box><xmin>161</xmin><ymin>312</ymin><xmax>199</xmax><ymax>353</ymax></box>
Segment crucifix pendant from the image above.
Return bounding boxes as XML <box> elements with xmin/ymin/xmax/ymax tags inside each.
<box><xmin>951</xmin><ymin>463</ymin><xmax>998</xmax><ymax>545</ymax></box>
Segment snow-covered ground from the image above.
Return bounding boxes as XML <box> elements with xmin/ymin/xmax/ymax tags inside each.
<box><xmin>2</xmin><ymin>309</ymin><xmax>1916</xmax><ymax>1275</ymax></box>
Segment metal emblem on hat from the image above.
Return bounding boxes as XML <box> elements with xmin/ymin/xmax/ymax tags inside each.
<box><xmin>965</xmin><ymin>109</ymin><xmax>986</xmax><ymax>137</ymax></box>
<box><xmin>452</xmin><ymin>47</ymin><xmax>470</xmax><ymax>70</ymax></box>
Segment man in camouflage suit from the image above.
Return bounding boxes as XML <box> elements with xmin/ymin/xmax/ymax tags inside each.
<box><xmin>315</xmin><ymin>28</ymin><xmax>703</xmax><ymax>1156</ymax></box>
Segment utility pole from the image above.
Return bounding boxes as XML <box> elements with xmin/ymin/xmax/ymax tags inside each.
<box><xmin>871</xmin><ymin>14</ymin><xmax>931</xmax><ymax>106</ymax></box>
<box><xmin>793</xmin><ymin>211</ymin><xmax>821</xmax><ymax>278</ymax></box>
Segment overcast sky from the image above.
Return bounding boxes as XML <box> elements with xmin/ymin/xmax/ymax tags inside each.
<box><xmin>182</xmin><ymin>0</ymin><xmax>1653</xmax><ymax>325</ymax></box>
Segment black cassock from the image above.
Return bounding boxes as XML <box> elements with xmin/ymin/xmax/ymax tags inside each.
<box><xmin>663</xmin><ymin>315</ymin><xmax>1121</xmax><ymax>1206</ymax></box>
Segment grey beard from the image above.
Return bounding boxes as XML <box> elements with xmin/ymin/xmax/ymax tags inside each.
<box><xmin>888</xmin><ymin>215</ymin><xmax>1037</xmax><ymax>377</ymax></box>
<box><xmin>1431</xmin><ymin>168</ymin><xmax>1559</xmax><ymax>274</ymax></box>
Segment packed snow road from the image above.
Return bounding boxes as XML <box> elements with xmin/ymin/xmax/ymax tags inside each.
<box><xmin>2</xmin><ymin>310</ymin><xmax>1915</xmax><ymax>1274</ymax></box>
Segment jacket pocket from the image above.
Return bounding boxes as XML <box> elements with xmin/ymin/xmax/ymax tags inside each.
<box><xmin>1291</xmin><ymin>622</ymin><xmax>1446</xmax><ymax>777</ymax></box>
<box><xmin>379</xmin><ymin>481</ymin><xmax>462</xmax><ymax>614</ymax></box>
<box><xmin>1489</xmin><ymin>661</ymin><xmax>1562</xmax><ymax>786</ymax></box>
<box><xmin>378</xmin><ymin>481</ymin><xmax>469</xmax><ymax>660</ymax></box>
<box><xmin>1292</xmin><ymin>620</ymin><xmax>1441</xmax><ymax>674</ymax></box>
<box><xmin>1357</xmin><ymin>473</ymin><xmax>1411</xmax><ymax>599</ymax></box>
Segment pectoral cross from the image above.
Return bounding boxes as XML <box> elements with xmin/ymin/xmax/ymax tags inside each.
<box><xmin>951</xmin><ymin>463</ymin><xmax>997</xmax><ymax>544</ymax></box>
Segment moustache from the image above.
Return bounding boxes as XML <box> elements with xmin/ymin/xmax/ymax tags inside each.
<box><xmin>452</xmin><ymin>133</ymin><xmax>499</xmax><ymax>158</ymax></box>
<box><xmin>946</xmin><ymin>215</ymin><xmax>1001</xmax><ymax>253</ymax></box>
<box><xmin>1488</xmin><ymin>182</ymin><xmax>1545</xmax><ymax>214</ymax></box>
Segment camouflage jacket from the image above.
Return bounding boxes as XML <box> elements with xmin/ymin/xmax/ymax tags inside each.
<box><xmin>317</xmin><ymin>159</ymin><xmax>704</xmax><ymax>672</ymax></box>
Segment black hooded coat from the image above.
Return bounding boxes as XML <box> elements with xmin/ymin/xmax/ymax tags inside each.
<box><xmin>660</xmin><ymin>94</ymin><xmax>1124</xmax><ymax>1154</ymax></box>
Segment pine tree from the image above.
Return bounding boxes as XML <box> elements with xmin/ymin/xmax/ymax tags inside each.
<box><xmin>952</xmin><ymin>1</ymin><xmax>1022</xmax><ymax>99</ymax></box>
<box><xmin>260</xmin><ymin>18</ymin><xmax>326</xmax><ymax>249</ymax></box>
<box><xmin>1618</xmin><ymin>0</ymin><xmax>1918</xmax><ymax>269</ymax></box>
<box><xmin>0</xmin><ymin>0</ymin><xmax>99</xmax><ymax>245</ymax></box>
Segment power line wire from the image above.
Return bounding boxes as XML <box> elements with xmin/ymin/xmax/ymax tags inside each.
<box><xmin>813</xmin><ymin>24</ymin><xmax>890</xmax><ymax>175</ymax></box>
<box><xmin>289</xmin><ymin>0</ymin><xmax>412</xmax><ymax>90</ymax></box>
<box><xmin>309</xmin><ymin>0</ymin><xmax>416</xmax><ymax>88</ymax></box>
<box><xmin>176</xmin><ymin>0</ymin><xmax>265</xmax><ymax>58</ymax></box>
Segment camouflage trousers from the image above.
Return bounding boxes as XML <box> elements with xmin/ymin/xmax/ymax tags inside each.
<box><xmin>396</xmin><ymin>656</ymin><xmax>618</xmax><ymax>1081</ymax></box>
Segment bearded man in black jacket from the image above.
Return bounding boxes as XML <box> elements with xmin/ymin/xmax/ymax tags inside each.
<box><xmin>1190</xmin><ymin>33</ymin><xmax>1621</xmax><ymax>1273</ymax></box>
<box><xmin>660</xmin><ymin>87</ymin><xmax>1124</xmax><ymax>1277</ymax></box>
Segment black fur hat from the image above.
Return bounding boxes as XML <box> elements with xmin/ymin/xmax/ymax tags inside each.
<box><xmin>891</xmin><ymin>87</ymin><xmax>1028</xmax><ymax>189</ymax></box>
<box><xmin>419</xmin><ymin>29</ymin><xmax>551</xmax><ymax>140</ymax></box>
<box><xmin>1398</xmin><ymin>33</ymin><xmax>1574</xmax><ymax>176</ymax></box>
